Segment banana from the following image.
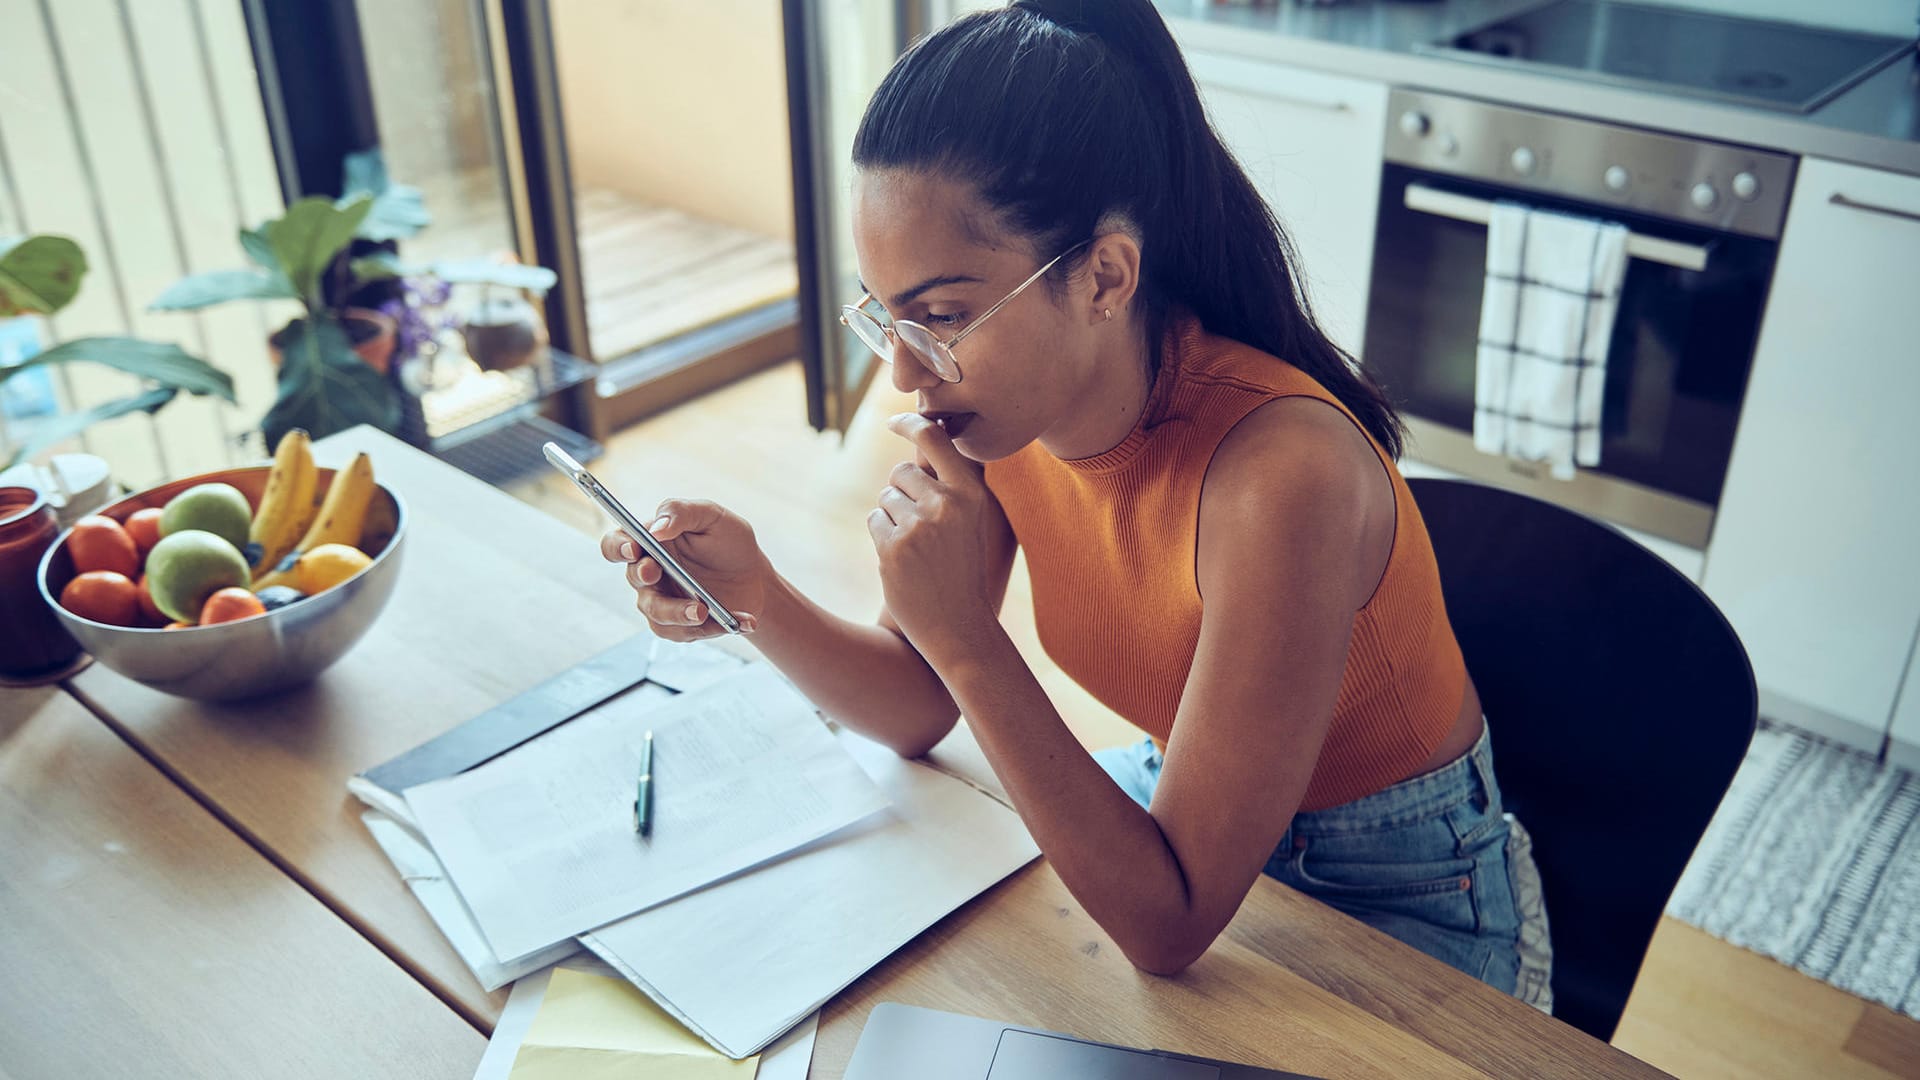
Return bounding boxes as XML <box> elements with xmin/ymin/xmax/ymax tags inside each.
<box><xmin>253</xmin><ymin>451</ymin><xmax>378</xmax><ymax>592</ymax></box>
<box><xmin>248</xmin><ymin>428</ymin><xmax>319</xmax><ymax>579</ymax></box>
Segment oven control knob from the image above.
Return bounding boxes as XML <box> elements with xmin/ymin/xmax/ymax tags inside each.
<box><xmin>1732</xmin><ymin>172</ymin><xmax>1761</xmax><ymax>201</ymax></box>
<box><xmin>1439</xmin><ymin>133</ymin><xmax>1460</xmax><ymax>158</ymax></box>
<box><xmin>1399</xmin><ymin>110</ymin><xmax>1431</xmax><ymax>138</ymax></box>
<box><xmin>1604</xmin><ymin>165</ymin><xmax>1630</xmax><ymax>192</ymax></box>
<box><xmin>1690</xmin><ymin>181</ymin><xmax>1720</xmax><ymax>212</ymax></box>
<box><xmin>1510</xmin><ymin>147</ymin><xmax>1537</xmax><ymax>176</ymax></box>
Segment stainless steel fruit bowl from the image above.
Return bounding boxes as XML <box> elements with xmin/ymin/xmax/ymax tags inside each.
<box><xmin>37</xmin><ymin>464</ymin><xmax>405</xmax><ymax>702</ymax></box>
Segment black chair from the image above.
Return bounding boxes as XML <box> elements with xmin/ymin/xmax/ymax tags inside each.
<box><xmin>1406</xmin><ymin>477</ymin><xmax>1758</xmax><ymax>1043</ymax></box>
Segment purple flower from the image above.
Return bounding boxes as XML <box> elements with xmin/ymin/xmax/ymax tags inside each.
<box><xmin>380</xmin><ymin>276</ymin><xmax>458</xmax><ymax>363</ymax></box>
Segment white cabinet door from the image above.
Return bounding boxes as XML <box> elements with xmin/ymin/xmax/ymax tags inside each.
<box><xmin>1703</xmin><ymin>158</ymin><xmax>1920</xmax><ymax>737</ymax></box>
<box><xmin>1186</xmin><ymin>51</ymin><xmax>1387</xmax><ymax>359</ymax></box>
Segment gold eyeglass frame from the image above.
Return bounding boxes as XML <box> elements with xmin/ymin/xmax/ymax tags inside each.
<box><xmin>839</xmin><ymin>240</ymin><xmax>1090</xmax><ymax>384</ymax></box>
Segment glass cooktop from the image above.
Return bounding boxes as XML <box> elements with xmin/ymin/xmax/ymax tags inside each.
<box><xmin>1418</xmin><ymin>0</ymin><xmax>1911</xmax><ymax>113</ymax></box>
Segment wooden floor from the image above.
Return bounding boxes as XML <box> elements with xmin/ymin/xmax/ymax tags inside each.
<box><xmin>412</xmin><ymin>172</ymin><xmax>796</xmax><ymax>363</ymax></box>
<box><xmin>505</xmin><ymin>361</ymin><xmax>1920</xmax><ymax>1080</ymax></box>
<box><xmin>573</xmin><ymin>189</ymin><xmax>796</xmax><ymax>360</ymax></box>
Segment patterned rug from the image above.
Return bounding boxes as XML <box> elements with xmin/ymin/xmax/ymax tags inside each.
<box><xmin>1669</xmin><ymin>721</ymin><xmax>1920</xmax><ymax>1019</ymax></box>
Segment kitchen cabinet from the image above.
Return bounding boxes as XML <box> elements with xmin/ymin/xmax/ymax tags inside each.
<box><xmin>1703</xmin><ymin>157</ymin><xmax>1920</xmax><ymax>749</ymax></box>
<box><xmin>1185</xmin><ymin>51</ymin><xmax>1386</xmax><ymax>359</ymax></box>
<box><xmin>1889</xmin><ymin>622</ymin><xmax>1920</xmax><ymax>771</ymax></box>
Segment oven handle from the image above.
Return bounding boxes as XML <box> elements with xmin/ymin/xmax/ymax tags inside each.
<box><xmin>1403</xmin><ymin>184</ymin><xmax>1712</xmax><ymax>273</ymax></box>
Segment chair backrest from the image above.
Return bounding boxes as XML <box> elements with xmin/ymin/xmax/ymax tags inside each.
<box><xmin>1406</xmin><ymin>477</ymin><xmax>1757</xmax><ymax>1042</ymax></box>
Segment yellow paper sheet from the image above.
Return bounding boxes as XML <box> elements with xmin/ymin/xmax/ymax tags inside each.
<box><xmin>508</xmin><ymin>969</ymin><xmax>759</xmax><ymax>1079</ymax></box>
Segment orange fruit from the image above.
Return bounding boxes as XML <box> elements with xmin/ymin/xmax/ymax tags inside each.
<box><xmin>60</xmin><ymin>571</ymin><xmax>142</xmax><ymax>626</ymax></box>
<box><xmin>163</xmin><ymin>621</ymin><xmax>192</xmax><ymax>630</ymax></box>
<box><xmin>125</xmin><ymin>507</ymin><xmax>165</xmax><ymax>559</ymax></box>
<box><xmin>294</xmin><ymin>543</ymin><xmax>373</xmax><ymax>595</ymax></box>
<box><xmin>136</xmin><ymin>574</ymin><xmax>168</xmax><ymax>626</ymax></box>
<box><xmin>68</xmin><ymin>516</ymin><xmax>140</xmax><ymax>578</ymax></box>
<box><xmin>199</xmin><ymin>586</ymin><xmax>267</xmax><ymax>625</ymax></box>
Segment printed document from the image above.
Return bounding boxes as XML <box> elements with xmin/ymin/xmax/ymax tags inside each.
<box><xmin>406</xmin><ymin>666</ymin><xmax>890</xmax><ymax>961</ymax></box>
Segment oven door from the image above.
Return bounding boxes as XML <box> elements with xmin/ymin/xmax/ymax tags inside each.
<box><xmin>1363</xmin><ymin>163</ymin><xmax>1778</xmax><ymax>548</ymax></box>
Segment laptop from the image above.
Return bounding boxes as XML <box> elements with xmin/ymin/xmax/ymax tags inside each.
<box><xmin>844</xmin><ymin>1003</ymin><xmax>1324</xmax><ymax>1080</ymax></box>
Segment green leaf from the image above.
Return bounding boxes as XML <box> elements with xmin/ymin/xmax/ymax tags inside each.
<box><xmin>0</xmin><ymin>234</ymin><xmax>88</xmax><ymax>317</ymax></box>
<box><xmin>267</xmin><ymin>195</ymin><xmax>373</xmax><ymax>303</ymax></box>
<box><xmin>149</xmin><ymin>268</ymin><xmax>298</xmax><ymax>311</ymax></box>
<box><xmin>359</xmin><ymin>186</ymin><xmax>431</xmax><ymax>242</ymax></box>
<box><xmin>349</xmin><ymin>252</ymin><xmax>421</xmax><ymax>284</ymax></box>
<box><xmin>260</xmin><ymin>314</ymin><xmax>399</xmax><ymax>449</ymax></box>
<box><xmin>239</xmin><ymin>226</ymin><xmax>279</xmax><ymax>273</ymax></box>
<box><xmin>342</xmin><ymin>149</ymin><xmax>431</xmax><ymax>242</ymax></box>
<box><xmin>341</xmin><ymin>148</ymin><xmax>388</xmax><ymax>198</ymax></box>
<box><xmin>2</xmin><ymin>336</ymin><xmax>235</xmax><ymax>402</ymax></box>
<box><xmin>2</xmin><ymin>386</ymin><xmax>175</xmax><ymax>471</ymax></box>
<box><xmin>427</xmin><ymin>259</ymin><xmax>558</xmax><ymax>295</ymax></box>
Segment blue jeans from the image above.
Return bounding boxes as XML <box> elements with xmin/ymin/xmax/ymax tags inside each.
<box><xmin>1095</xmin><ymin>725</ymin><xmax>1525</xmax><ymax>993</ymax></box>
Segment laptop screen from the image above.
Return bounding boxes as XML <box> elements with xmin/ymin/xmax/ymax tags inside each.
<box><xmin>986</xmin><ymin>1030</ymin><xmax>1222</xmax><ymax>1079</ymax></box>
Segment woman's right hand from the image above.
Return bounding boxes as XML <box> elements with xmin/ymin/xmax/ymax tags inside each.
<box><xmin>599</xmin><ymin>498</ymin><xmax>769</xmax><ymax>641</ymax></box>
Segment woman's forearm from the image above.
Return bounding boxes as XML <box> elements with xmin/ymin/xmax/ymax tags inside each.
<box><xmin>935</xmin><ymin>628</ymin><xmax>1212</xmax><ymax>973</ymax></box>
<box><xmin>749</xmin><ymin>570</ymin><xmax>961</xmax><ymax>757</ymax></box>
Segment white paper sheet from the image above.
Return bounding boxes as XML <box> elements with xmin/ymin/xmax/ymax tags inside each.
<box><xmin>580</xmin><ymin>727</ymin><xmax>1040</xmax><ymax>1059</ymax></box>
<box><xmin>361</xmin><ymin>810</ymin><xmax>579</xmax><ymax>990</ymax></box>
<box><xmin>471</xmin><ymin>965</ymin><xmax>553</xmax><ymax>1080</ymax></box>
<box><xmin>406</xmin><ymin>666</ymin><xmax>892</xmax><ymax>961</ymax></box>
<box><xmin>644</xmin><ymin>637</ymin><xmax>750</xmax><ymax>693</ymax></box>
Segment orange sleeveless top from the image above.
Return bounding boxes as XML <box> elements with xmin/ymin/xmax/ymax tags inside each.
<box><xmin>983</xmin><ymin>315</ymin><xmax>1467</xmax><ymax>811</ymax></box>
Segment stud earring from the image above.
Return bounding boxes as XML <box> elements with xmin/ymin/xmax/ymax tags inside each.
<box><xmin>1102</xmin><ymin>308</ymin><xmax>1113</xmax><ymax>322</ymax></box>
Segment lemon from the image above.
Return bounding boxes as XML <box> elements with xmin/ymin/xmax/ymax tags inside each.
<box><xmin>295</xmin><ymin>543</ymin><xmax>373</xmax><ymax>595</ymax></box>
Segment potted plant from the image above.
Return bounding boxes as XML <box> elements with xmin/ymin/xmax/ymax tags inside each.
<box><xmin>150</xmin><ymin>151</ymin><xmax>556</xmax><ymax>451</ymax></box>
<box><xmin>0</xmin><ymin>234</ymin><xmax>234</xmax><ymax>469</ymax></box>
<box><xmin>0</xmin><ymin>233</ymin><xmax>234</xmax><ymax>680</ymax></box>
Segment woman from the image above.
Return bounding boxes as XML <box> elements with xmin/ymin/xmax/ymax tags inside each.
<box><xmin>601</xmin><ymin>0</ymin><xmax>1547</xmax><ymax>997</ymax></box>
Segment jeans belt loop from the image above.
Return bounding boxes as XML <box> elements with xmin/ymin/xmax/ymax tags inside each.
<box><xmin>1467</xmin><ymin>730</ymin><xmax>1497</xmax><ymax>813</ymax></box>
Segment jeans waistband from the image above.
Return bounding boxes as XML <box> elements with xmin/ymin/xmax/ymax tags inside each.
<box><xmin>1292</xmin><ymin>722</ymin><xmax>1497</xmax><ymax>834</ymax></box>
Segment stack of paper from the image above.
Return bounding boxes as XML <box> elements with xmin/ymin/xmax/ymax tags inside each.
<box><xmin>404</xmin><ymin>667</ymin><xmax>892</xmax><ymax>963</ymax></box>
<box><xmin>354</xmin><ymin>651</ymin><xmax>1040</xmax><ymax>1061</ymax></box>
<box><xmin>581</xmin><ymin>729</ymin><xmax>1040</xmax><ymax>1057</ymax></box>
<box><xmin>472</xmin><ymin>955</ymin><xmax>819</xmax><ymax>1080</ymax></box>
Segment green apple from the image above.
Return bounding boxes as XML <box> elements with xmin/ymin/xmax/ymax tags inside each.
<box><xmin>146</xmin><ymin>530</ymin><xmax>250</xmax><ymax>623</ymax></box>
<box><xmin>159</xmin><ymin>482</ymin><xmax>252</xmax><ymax>551</ymax></box>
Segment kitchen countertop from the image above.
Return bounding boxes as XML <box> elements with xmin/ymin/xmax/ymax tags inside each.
<box><xmin>1158</xmin><ymin>0</ymin><xmax>1920</xmax><ymax>177</ymax></box>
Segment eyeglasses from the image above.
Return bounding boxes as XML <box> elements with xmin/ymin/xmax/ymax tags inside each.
<box><xmin>840</xmin><ymin>242</ymin><xmax>1087</xmax><ymax>384</ymax></box>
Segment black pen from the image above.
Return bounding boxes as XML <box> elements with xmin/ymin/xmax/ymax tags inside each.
<box><xmin>634</xmin><ymin>730</ymin><xmax>654</xmax><ymax>837</ymax></box>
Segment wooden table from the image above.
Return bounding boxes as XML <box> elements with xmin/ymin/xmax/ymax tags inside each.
<box><xmin>0</xmin><ymin>684</ymin><xmax>484</xmax><ymax>1078</ymax></box>
<box><xmin>58</xmin><ymin>428</ymin><xmax>1668</xmax><ymax>1077</ymax></box>
<box><xmin>65</xmin><ymin>428</ymin><xmax>640</xmax><ymax>1027</ymax></box>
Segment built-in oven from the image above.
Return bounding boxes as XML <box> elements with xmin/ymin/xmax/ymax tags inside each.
<box><xmin>1362</xmin><ymin>89</ymin><xmax>1797</xmax><ymax>549</ymax></box>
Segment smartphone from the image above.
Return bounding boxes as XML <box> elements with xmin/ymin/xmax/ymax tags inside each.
<box><xmin>542</xmin><ymin>442</ymin><xmax>743</xmax><ymax>634</ymax></box>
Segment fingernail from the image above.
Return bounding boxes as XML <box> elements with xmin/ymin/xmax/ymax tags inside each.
<box><xmin>684</xmin><ymin>603</ymin><xmax>700</xmax><ymax>621</ymax></box>
<box><xmin>650</xmin><ymin>515</ymin><xmax>672</xmax><ymax>535</ymax></box>
<box><xmin>620</xmin><ymin>541</ymin><xmax>636</xmax><ymax>561</ymax></box>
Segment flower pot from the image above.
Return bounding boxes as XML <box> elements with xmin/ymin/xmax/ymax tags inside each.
<box><xmin>267</xmin><ymin>309</ymin><xmax>399</xmax><ymax>375</ymax></box>
<box><xmin>342</xmin><ymin>307</ymin><xmax>399</xmax><ymax>375</ymax></box>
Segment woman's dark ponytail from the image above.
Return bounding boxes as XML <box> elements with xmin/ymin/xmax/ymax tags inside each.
<box><xmin>855</xmin><ymin>0</ymin><xmax>1406</xmax><ymax>459</ymax></box>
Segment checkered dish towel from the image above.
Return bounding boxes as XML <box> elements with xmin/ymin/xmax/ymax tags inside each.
<box><xmin>1474</xmin><ymin>202</ymin><xmax>1629</xmax><ymax>480</ymax></box>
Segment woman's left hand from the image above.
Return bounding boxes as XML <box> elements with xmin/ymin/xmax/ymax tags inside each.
<box><xmin>869</xmin><ymin>413</ymin><xmax>1003</xmax><ymax>665</ymax></box>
